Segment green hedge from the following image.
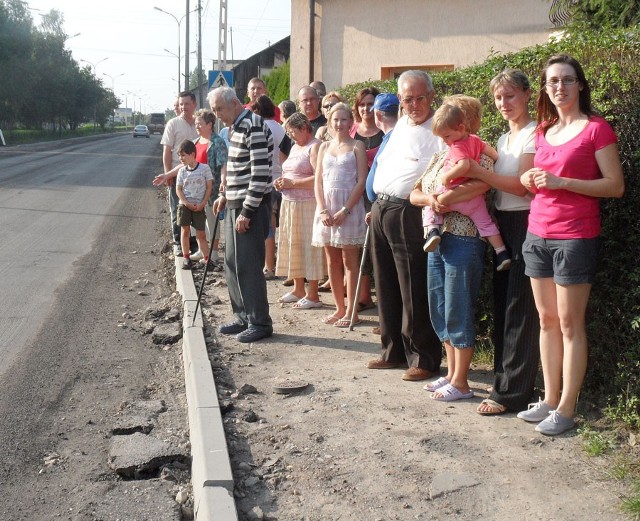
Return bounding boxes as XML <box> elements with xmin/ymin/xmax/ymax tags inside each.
<box><xmin>264</xmin><ymin>60</ymin><xmax>290</xmax><ymax>105</ymax></box>
<box><xmin>339</xmin><ymin>26</ymin><xmax>640</xmax><ymax>412</ymax></box>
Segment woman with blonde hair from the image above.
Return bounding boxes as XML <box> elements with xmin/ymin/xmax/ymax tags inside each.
<box><xmin>315</xmin><ymin>91</ymin><xmax>344</xmax><ymax>142</ymax></box>
<box><xmin>312</xmin><ymin>103</ymin><xmax>367</xmax><ymax>327</ymax></box>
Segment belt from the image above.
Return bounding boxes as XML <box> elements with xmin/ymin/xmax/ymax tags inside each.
<box><xmin>377</xmin><ymin>193</ymin><xmax>411</xmax><ymax>206</ymax></box>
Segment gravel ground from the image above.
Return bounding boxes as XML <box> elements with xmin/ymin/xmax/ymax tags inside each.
<box><xmin>191</xmin><ymin>262</ymin><xmax>631</xmax><ymax>521</ymax></box>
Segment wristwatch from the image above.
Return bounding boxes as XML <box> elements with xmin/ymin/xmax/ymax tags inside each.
<box><xmin>342</xmin><ymin>206</ymin><xmax>351</xmax><ymax>215</ymax></box>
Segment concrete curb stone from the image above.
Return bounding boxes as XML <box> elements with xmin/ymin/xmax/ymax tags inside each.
<box><xmin>174</xmin><ymin>259</ymin><xmax>238</xmax><ymax>521</ymax></box>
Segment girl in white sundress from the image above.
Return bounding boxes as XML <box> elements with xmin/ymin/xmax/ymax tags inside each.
<box><xmin>312</xmin><ymin>102</ymin><xmax>367</xmax><ymax>328</ymax></box>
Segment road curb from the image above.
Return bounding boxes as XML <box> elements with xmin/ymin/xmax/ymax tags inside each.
<box><xmin>174</xmin><ymin>257</ymin><xmax>239</xmax><ymax>521</ymax></box>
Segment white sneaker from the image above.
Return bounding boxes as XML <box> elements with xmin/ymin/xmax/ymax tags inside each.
<box><xmin>190</xmin><ymin>250</ymin><xmax>204</xmax><ymax>261</ymax></box>
<box><xmin>517</xmin><ymin>399</ymin><xmax>553</xmax><ymax>423</ymax></box>
<box><xmin>172</xmin><ymin>244</ymin><xmax>182</xmax><ymax>257</ymax></box>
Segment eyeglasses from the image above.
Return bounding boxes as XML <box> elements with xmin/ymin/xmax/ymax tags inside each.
<box><xmin>299</xmin><ymin>98</ymin><xmax>317</xmax><ymax>104</ymax></box>
<box><xmin>545</xmin><ymin>76</ymin><xmax>579</xmax><ymax>88</ymax></box>
<box><xmin>323</xmin><ymin>103</ymin><xmax>336</xmax><ymax>109</ymax></box>
<box><xmin>401</xmin><ymin>95</ymin><xmax>428</xmax><ymax>105</ymax></box>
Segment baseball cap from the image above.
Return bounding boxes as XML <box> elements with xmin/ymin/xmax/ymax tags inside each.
<box><xmin>370</xmin><ymin>93</ymin><xmax>399</xmax><ymax>112</ymax></box>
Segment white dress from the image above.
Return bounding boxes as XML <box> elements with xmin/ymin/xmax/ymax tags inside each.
<box><xmin>311</xmin><ymin>149</ymin><xmax>365</xmax><ymax>248</ymax></box>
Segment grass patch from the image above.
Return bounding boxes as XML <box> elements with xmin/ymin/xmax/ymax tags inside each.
<box><xmin>622</xmin><ymin>481</ymin><xmax>640</xmax><ymax>519</ymax></box>
<box><xmin>579</xmin><ymin>426</ymin><xmax>616</xmax><ymax>457</ymax></box>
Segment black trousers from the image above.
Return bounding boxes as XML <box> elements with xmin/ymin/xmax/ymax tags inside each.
<box><xmin>370</xmin><ymin>199</ymin><xmax>441</xmax><ymax>371</ymax></box>
<box><xmin>490</xmin><ymin>210</ymin><xmax>540</xmax><ymax>410</ymax></box>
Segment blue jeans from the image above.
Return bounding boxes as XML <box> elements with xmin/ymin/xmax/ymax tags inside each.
<box><xmin>428</xmin><ymin>233</ymin><xmax>486</xmax><ymax>348</ymax></box>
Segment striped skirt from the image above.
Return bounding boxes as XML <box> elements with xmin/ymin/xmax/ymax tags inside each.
<box><xmin>276</xmin><ymin>198</ymin><xmax>326</xmax><ymax>280</ymax></box>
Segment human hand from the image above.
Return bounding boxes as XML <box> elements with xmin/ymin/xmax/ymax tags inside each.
<box><xmin>521</xmin><ymin>168</ymin><xmax>540</xmax><ymax>192</ymax></box>
<box><xmin>213</xmin><ymin>195</ymin><xmax>226</xmax><ymax>214</ymax></box>
<box><xmin>331</xmin><ymin>209</ymin><xmax>347</xmax><ymax>226</ymax></box>
<box><xmin>274</xmin><ymin>178</ymin><xmax>290</xmax><ymax>191</ymax></box>
<box><xmin>431</xmin><ymin>195</ymin><xmax>450</xmax><ymax>214</ymax></box>
<box><xmin>152</xmin><ymin>174</ymin><xmax>167</xmax><ymax>186</ymax></box>
<box><xmin>530</xmin><ymin>168</ymin><xmax>564</xmax><ymax>190</ymax></box>
<box><xmin>235</xmin><ymin>214</ymin><xmax>251</xmax><ymax>233</ymax></box>
<box><xmin>320</xmin><ymin>210</ymin><xmax>333</xmax><ymax>227</ymax></box>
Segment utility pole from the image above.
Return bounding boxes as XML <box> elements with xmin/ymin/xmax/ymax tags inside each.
<box><xmin>218</xmin><ymin>0</ymin><xmax>228</xmax><ymax>71</ymax></box>
<box><xmin>185</xmin><ymin>0</ymin><xmax>190</xmax><ymax>89</ymax></box>
<box><xmin>197</xmin><ymin>0</ymin><xmax>203</xmax><ymax>107</ymax></box>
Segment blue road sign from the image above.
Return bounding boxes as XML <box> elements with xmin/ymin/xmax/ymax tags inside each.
<box><xmin>208</xmin><ymin>70</ymin><xmax>234</xmax><ymax>89</ymax></box>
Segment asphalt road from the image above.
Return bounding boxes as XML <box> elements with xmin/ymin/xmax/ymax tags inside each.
<box><xmin>0</xmin><ymin>134</ymin><xmax>184</xmax><ymax>519</ymax></box>
<box><xmin>0</xmin><ymin>134</ymin><xmax>162</xmax><ymax>377</ymax></box>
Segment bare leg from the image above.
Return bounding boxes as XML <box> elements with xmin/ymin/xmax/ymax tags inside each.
<box><xmin>358</xmin><ymin>275</ymin><xmax>374</xmax><ymax>307</ymax></box>
<box><xmin>442</xmin><ymin>341</ymin><xmax>455</xmax><ymax>381</ymax></box>
<box><xmin>450</xmin><ymin>347</ymin><xmax>474</xmax><ymax>394</ymax></box>
<box><xmin>305</xmin><ymin>280</ymin><xmax>320</xmax><ymax>302</ymax></box>
<box><xmin>195</xmin><ymin>229</ymin><xmax>209</xmax><ymax>260</ymax></box>
<box><xmin>555</xmin><ymin>283</ymin><xmax>591</xmax><ymax>418</ymax></box>
<box><xmin>180</xmin><ymin>226</ymin><xmax>191</xmax><ymax>259</ymax></box>
<box><xmin>291</xmin><ymin>278</ymin><xmax>306</xmax><ymax>299</ymax></box>
<box><xmin>530</xmin><ymin>278</ymin><xmax>562</xmax><ymax>408</ymax></box>
<box><xmin>342</xmin><ymin>247</ymin><xmax>360</xmax><ymax>322</ymax></box>
<box><xmin>325</xmin><ymin>246</ymin><xmax>346</xmax><ymax>318</ymax></box>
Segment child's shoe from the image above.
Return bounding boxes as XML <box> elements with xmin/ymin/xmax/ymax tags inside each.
<box><xmin>423</xmin><ymin>229</ymin><xmax>441</xmax><ymax>252</ymax></box>
<box><xmin>182</xmin><ymin>259</ymin><xmax>196</xmax><ymax>270</ymax></box>
<box><xmin>495</xmin><ymin>250</ymin><xmax>511</xmax><ymax>271</ymax></box>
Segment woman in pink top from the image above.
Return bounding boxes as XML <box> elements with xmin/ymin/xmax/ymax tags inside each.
<box><xmin>274</xmin><ymin>113</ymin><xmax>325</xmax><ymax>308</ymax></box>
<box><xmin>519</xmin><ymin>55</ymin><xmax>624</xmax><ymax>435</ymax></box>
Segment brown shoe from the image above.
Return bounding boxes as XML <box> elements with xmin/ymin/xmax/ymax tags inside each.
<box><xmin>282</xmin><ymin>278</ymin><xmax>294</xmax><ymax>287</ymax></box>
<box><xmin>372</xmin><ymin>326</ymin><xmax>381</xmax><ymax>335</ymax></box>
<box><xmin>367</xmin><ymin>358</ymin><xmax>405</xmax><ymax>370</ymax></box>
<box><xmin>401</xmin><ymin>367</ymin><xmax>437</xmax><ymax>381</ymax></box>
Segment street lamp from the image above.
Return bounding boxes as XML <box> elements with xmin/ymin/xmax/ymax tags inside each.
<box><xmin>81</xmin><ymin>57</ymin><xmax>108</xmax><ymax>128</ymax></box>
<box><xmin>80</xmin><ymin>57</ymin><xmax>108</xmax><ymax>76</ymax></box>
<box><xmin>164</xmin><ymin>48</ymin><xmax>182</xmax><ymax>94</ymax></box>
<box><xmin>153</xmin><ymin>6</ymin><xmax>196</xmax><ymax>93</ymax></box>
<box><xmin>127</xmin><ymin>90</ymin><xmax>137</xmax><ymax>126</ymax></box>
<box><xmin>65</xmin><ymin>32</ymin><xmax>81</xmax><ymax>41</ymax></box>
<box><xmin>103</xmin><ymin>73</ymin><xmax>124</xmax><ymax>127</ymax></box>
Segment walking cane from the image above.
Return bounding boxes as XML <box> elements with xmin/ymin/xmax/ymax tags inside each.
<box><xmin>192</xmin><ymin>210</ymin><xmax>222</xmax><ymax>326</ymax></box>
<box><xmin>349</xmin><ymin>225</ymin><xmax>370</xmax><ymax>331</ymax></box>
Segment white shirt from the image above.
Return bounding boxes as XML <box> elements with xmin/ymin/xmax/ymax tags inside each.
<box><xmin>160</xmin><ymin>116</ymin><xmax>198</xmax><ymax>167</ymax></box>
<box><xmin>373</xmin><ymin>115</ymin><xmax>444</xmax><ymax>199</ymax></box>
<box><xmin>265</xmin><ymin>119</ymin><xmax>285</xmax><ymax>181</ymax></box>
<box><xmin>494</xmin><ymin>121</ymin><xmax>536</xmax><ymax>211</ymax></box>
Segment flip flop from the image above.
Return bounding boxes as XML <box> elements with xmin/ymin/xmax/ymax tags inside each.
<box><xmin>334</xmin><ymin>318</ymin><xmax>361</xmax><ymax>328</ymax></box>
<box><xmin>322</xmin><ymin>314</ymin><xmax>344</xmax><ymax>325</ymax></box>
<box><xmin>292</xmin><ymin>297</ymin><xmax>323</xmax><ymax>310</ymax></box>
<box><xmin>423</xmin><ymin>376</ymin><xmax>449</xmax><ymax>392</ymax></box>
<box><xmin>476</xmin><ymin>399</ymin><xmax>507</xmax><ymax>415</ymax></box>
<box><xmin>357</xmin><ymin>301</ymin><xmax>376</xmax><ymax>312</ymax></box>
<box><xmin>430</xmin><ymin>383</ymin><xmax>474</xmax><ymax>402</ymax></box>
<box><xmin>279</xmin><ymin>292</ymin><xmax>302</xmax><ymax>304</ymax></box>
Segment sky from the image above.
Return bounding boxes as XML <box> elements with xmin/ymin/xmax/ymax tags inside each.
<box><xmin>26</xmin><ymin>0</ymin><xmax>291</xmax><ymax>113</ymax></box>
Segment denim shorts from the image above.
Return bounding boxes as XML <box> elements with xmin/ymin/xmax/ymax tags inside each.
<box><xmin>428</xmin><ymin>233</ymin><xmax>486</xmax><ymax>348</ymax></box>
<box><xmin>522</xmin><ymin>232</ymin><xmax>600</xmax><ymax>285</ymax></box>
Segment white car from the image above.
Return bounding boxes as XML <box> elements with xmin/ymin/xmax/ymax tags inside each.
<box><xmin>132</xmin><ymin>125</ymin><xmax>150</xmax><ymax>138</ymax></box>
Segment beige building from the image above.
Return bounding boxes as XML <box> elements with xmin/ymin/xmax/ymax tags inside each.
<box><xmin>290</xmin><ymin>0</ymin><xmax>554</xmax><ymax>95</ymax></box>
